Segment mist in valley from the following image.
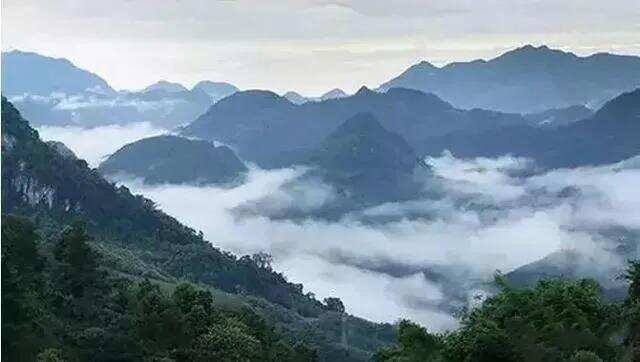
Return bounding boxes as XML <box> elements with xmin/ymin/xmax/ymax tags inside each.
<box><xmin>40</xmin><ymin>125</ymin><xmax>640</xmax><ymax>331</ymax></box>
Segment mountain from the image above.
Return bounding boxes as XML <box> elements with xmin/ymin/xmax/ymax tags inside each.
<box><xmin>524</xmin><ymin>105</ymin><xmax>593</xmax><ymax>127</ymax></box>
<box><xmin>192</xmin><ymin>80</ymin><xmax>239</xmax><ymax>102</ymax></box>
<box><xmin>1</xmin><ymin>50</ymin><xmax>115</xmax><ymax>96</ymax></box>
<box><xmin>283</xmin><ymin>91</ymin><xmax>309</xmax><ymax>104</ymax></box>
<box><xmin>319</xmin><ymin>88</ymin><xmax>348</xmax><ymax>101</ymax></box>
<box><xmin>421</xmin><ymin>88</ymin><xmax>640</xmax><ymax>168</ymax></box>
<box><xmin>99</xmin><ymin>135</ymin><xmax>247</xmax><ymax>185</ymax></box>
<box><xmin>1</xmin><ymin>50</ymin><xmax>239</xmax><ymax>128</ymax></box>
<box><xmin>142</xmin><ymin>80</ymin><xmax>189</xmax><ymax>93</ymax></box>
<box><xmin>1</xmin><ymin>97</ymin><xmax>394</xmax><ymax>360</ymax></box>
<box><xmin>307</xmin><ymin>113</ymin><xmax>421</xmax><ymax>204</ymax></box>
<box><xmin>182</xmin><ymin>86</ymin><xmax>527</xmax><ymax>168</ymax></box>
<box><xmin>283</xmin><ymin>88</ymin><xmax>349</xmax><ymax>104</ymax></box>
<box><xmin>379</xmin><ymin>45</ymin><xmax>640</xmax><ymax>113</ymax></box>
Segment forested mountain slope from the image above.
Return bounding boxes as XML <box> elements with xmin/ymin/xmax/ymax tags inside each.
<box><xmin>1</xmin><ymin>97</ymin><xmax>395</xmax><ymax>361</ymax></box>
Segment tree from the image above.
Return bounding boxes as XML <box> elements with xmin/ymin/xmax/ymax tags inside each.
<box><xmin>374</xmin><ymin>320</ymin><xmax>443</xmax><ymax>362</ymax></box>
<box><xmin>1</xmin><ymin>215</ymin><xmax>47</xmax><ymax>361</ymax></box>
<box><xmin>622</xmin><ymin>260</ymin><xmax>640</xmax><ymax>360</ymax></box>
<box><xmin>193</xmin><ymin>319</ymin><xmax>262</xmax><ymax>361</ymax></box>
<box><xmin>323</xmin><ymin>297</ymin><xmax>345</xmax><ymax>313</ymax></box>
<box><xmin>53</xmin><ymin>220</ymin><xmax>104</xmax><ymax>299</ymax></box>
<box><xmin>251</xmin><ymin>252</ymin><xmax>274</xmax><ymax>271</ymax></box>
<box><xmin>623</xmin><ymin>260</ymin><xmax>640</xmax><ymax>302</ymax></box>
<box><xmin>376</xmin><ymin>276</ymin><xmax>625</xmax><ymax>362</ymax></box>
<box><xmin>36</xmin><ymin>348</ymin><xmax>65</xmax><ymax>362</ymax></box>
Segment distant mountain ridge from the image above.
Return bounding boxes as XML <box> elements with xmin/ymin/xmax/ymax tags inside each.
<box><xmin>380</xmin><ymin>45</ymin><xmax>640</xmax><ymax>113</ymax></box>
<box><xmin>192</xmin><ymin>80</ymin><xmax>239</xmax><ymax>102</ymax></box>
<box><xmin>2</xmin><ymin>50</ymin><xmax>115</xmax><ymax>96</ymax></box>
<box><xmin>142</xmin><ymin>80</ymin><xmax>189</xmax><ymax>93</ymax></box>
<box><xmin>1</xmin><ymin>50</ymin><xmax>239</xmax><ymax>128</ymax></box>
<box><xmin>421</xmin><ymin>88</ymin><xmax>640</xmax><ymax>168</ymax></box>
<box><xmin>182</xmin><ymin>86</ymin><xmax>528</xmax><ymax>168</ymax></box>
<box><xmin>283</xmin><ymin>88</ymin><xmax>349</xmax><ymax>104</ymax></box>
<box><xmin>524</xmin><ymin>105</ymin><xmax>594</xmax><ymax>127</ymax></box>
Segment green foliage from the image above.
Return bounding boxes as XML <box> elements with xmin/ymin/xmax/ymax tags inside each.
<box><xmin>374</xmin><ymin>320</ymin><xmax>444</xmax><ymax>362</ymax></box>
<box><xmin>1</xmin><ymin>215</ymin><xmax>48</xmax><ymax>361</ymax></box>
<box><xmin>622</xmin><ymin>261</ymin><xmax>640</xmax><ymax>361</ymax></box>
<box><xmin>323</xmin><ymin>297</ymin><xmax>346</xmax><ymax>313</ymax></box>
<box><xmin>568</xmin><ymin>350</ymin><xmax>603</xmax><ymax>362</ymax></box>
<box><xmin>1</xmin><ymin>216</ymin><xmax>319</xmax><ymax>362</ymax></box>
<box><xmin>36</xmin><ymin>348</ymin><xmax>65</xmax><ymax>362</ymax></box>
<box><xmin>377</xmin><ymin>267</ymin><xmax>640</xmax><ymax>362</ymax></box>
<box><xmin>623</xmin><ymin>260</ymin><xmax>640</xmax><ymax>302</ymax></box>
<box><xmin>53</xmin><ymin>220</ymin><xmax>104</xmax><ymax>299</ymax></box>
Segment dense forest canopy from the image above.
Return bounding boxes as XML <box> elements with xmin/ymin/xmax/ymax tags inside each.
<box><xmin>374</xmin><ymin>266</ymin><xmax>640</xmax><ymax>361</ymax></box>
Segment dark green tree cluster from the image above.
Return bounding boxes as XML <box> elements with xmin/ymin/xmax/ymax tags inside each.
<box><xmin>1</xmin><ymin>215</ymin><xmax>318</xmax><ymax>361</ymax></box>
<box><xmin>375</xmin><ymin>270</ymin><xmax>640</xmax><ymax>362</ymax></box>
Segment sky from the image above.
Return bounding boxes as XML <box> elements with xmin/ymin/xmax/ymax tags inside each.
<box><xmin>3</xmin><ymin>0</ymin><xmax>640</xmax><ymax>95</ymax></box>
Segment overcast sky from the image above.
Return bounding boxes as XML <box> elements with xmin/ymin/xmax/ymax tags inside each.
<box><xmin>3</xmin><ymin>0</ymin><xmax>639</xmax><ymax>95</ymax></box>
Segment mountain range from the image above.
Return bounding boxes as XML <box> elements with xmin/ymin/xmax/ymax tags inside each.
<box><xmin>1</xmin><ymin>50</ymin><xmax>239</xmax><ymax>128</ymax></box>
<box><xmin>421</xmin><ymin>88</ymin><xmax>640</xmax><ymax>169</ymax></box>
<box><xmin>379</xmin><ymin>45</ymin><xmax>640</xmax><ymax>113</ymax></box>
<box><xmin>181</xmin><ymin>86</ymin><xmax>528</xmax><ymax>168</ymax></box>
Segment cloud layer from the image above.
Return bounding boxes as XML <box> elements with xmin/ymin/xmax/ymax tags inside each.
<box><xmin>40</xmin><ymin>125</ymin><xmax>640</xmax><ymax>331</ymax></box>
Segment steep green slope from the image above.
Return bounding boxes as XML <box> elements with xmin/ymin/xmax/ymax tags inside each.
<box><xmin>1</xmin><ymin>97</ymin><xmax>395</xmax><ymax>360</ymax></box>
<box><xmin>1</xmin><ymin>215</ymin><xmax>324</xmax><ymax>361</ymax></box>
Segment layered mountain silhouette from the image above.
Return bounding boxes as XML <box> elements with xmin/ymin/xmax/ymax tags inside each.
<box><xmin>421</xmin><ymin>88</ymin><xmax>640</xmax><ymax>168</ymax></box>
<box><xmin>182</xmin><ymin>86</ymin><xmax>527</xmax><ymax>168</ymax></box>
<box><xmin>99</xmin><ymin>135</ymin><xmax>247</xmax><ymax>185</ymax></box>
<box><xmin>379</xmin><ymin>45</ymin><xmax>640</xmax><ymax>113</ymax></box>
<box><xmin>1</xmin><ymin>50</ymin><xmax>239</xmax><ymax>128</ymax></box>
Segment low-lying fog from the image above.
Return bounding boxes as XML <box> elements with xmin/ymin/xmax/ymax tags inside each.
<box><xmin>40</xmin><ymin>124</ymin><xmax>640</xmax><ymax>331</ymax></box>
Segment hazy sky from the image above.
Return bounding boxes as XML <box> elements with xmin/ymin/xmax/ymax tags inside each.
<box><xmin>3</xmin><ymin>0</ymin><xmax>640</xmax><ymax>95</ymax></box>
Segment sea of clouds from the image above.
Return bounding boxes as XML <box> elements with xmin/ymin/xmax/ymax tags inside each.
<box><xmin>41</xmin><ymin>125</ymin><xmax>640</xmax><ymax>332</ymax></box>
